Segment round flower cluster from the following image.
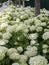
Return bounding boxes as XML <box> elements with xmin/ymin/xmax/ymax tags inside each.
<box><xmin>42</xmin><ymin>32</ymin><xmax>49</xmax><ymax>40</ymax></box>
<box><xmin>0</xmin><ymin>5</ymin><xmax>49</xmax><ymax>65</ymax></box>
<box><xmin>24</xmin><ymin>46</ymin><xmax>37</xmax><ymax>57</ymax></box>
<box><xmin>0</xmin><ymin>46</ymin><xmax>8</xmax><ymax>61</ymax></box>
<box><xmin>29</xmin><ymin>55</ymin><xmax>48</xmax><ymax>65</ymax></box>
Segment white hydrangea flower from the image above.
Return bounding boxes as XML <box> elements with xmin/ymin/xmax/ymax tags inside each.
<box><xmin>0</xmin><ymin>46</ymin><xmax>8</xmax><ymax>54</ymax></box>
<box><xmin>0</xmin><ymin>22</ymin><xmax>8</xmax><ymax>28</ymax></box>
<box><xmin>42</xmin><ymin>44</ymin><xmax>48</xmax><ymax>49</ymax></box>
<box><xmin>42</xmin><ymin>32</ymin><xmax>49</xmax><ymax>40</ymax></box>
<box><xmin>0</xmin><ymin>50</ymin><xmax>5</xmax><ymax>61</ymax></box>
<box><xmin>24</xmin><ymin>19</ymin><xmax>34</xmax><ymax>25</ymax></box>
<box><xmin>25</xmin><ymin>50</ymin><xmax>33</xmax><ymax>57</ymax></box>
<box><xmin>0</xmin><ymin>39</ymin><xmax>6</xmax><ymax>45</ymax></box>
<box><xmin>7</xmin><ymin>26</ymin><xmax>16</xmax><ymax>33</ymax></box>
<box><xmin>17</xmin><ymin>47</ymin><xmax>23</xmax><ymax>53</ymax></box>
<box><xmin>9</xmin><ymin>53</ymin><xmax>20</xmax><ymax>60</ymax></box>
<box><xmin>7</xmin><ymin>11</ymin><xmax>11</xmax><ymax>15</ymax></box>
<box><xmin>30</xmin><ymin>40</ymin><xmax>37</xmax><ymax>45</ymax></box>
<box><xmin>29</xmin><ymin>55</ymin><xmax>48</xmax><ymax>65</ymax></box>
<box><xmin>34</xmin><ymin>19</ymin><xmax>41</xmax><ymax>25</ymax></box>
<box><xmin>29</xmin><ymin>33</ymin><xmax>38</xmax><ymax>40</ymax></box>
<box><xmin>12</xmin><ymin>63</ymin><xmax>19</xmax><ymax>65</ymax></box>
<box><xmin>43</xmin><ymin>49</ymin><xmax>47</xmax><ymax>53</ymax></box>
<box><xmin>15</xmin><ymin>18</ymin><xmax>20</xmax><ymax>23</ymax></box>
<box><xmin>19</xmin><ymin>55</ymin><xmax>28</xmax><ymax>63</ymax></box>
<box><xmin>28</xmin><ymin>46</ymin><xmax>37</xmax><ymax>51</ymax></box>
<box><xmin>2</xmin><ymin>32</ymin><xmax>12</xmax><ymax>40</ymax></box>
<box><xmin>15</xmin><ymin>23</ymin><xmax>27</xmax><ymax>32</ymax></box>
<box><xmin>36</xmin><ymin>26</ymin><xmax>43</xmax><ymax>32</ymax></box>
<box><xmin>30</xmin><ymin>25</ymin><xmax>36</xmax><ymax>32</ymax></box>
<box><xmin>24</xmin><ymin>29</ymin><xmax>29</xmax><ymax>33</ymax></box>
<box><xmin>7</xmin><ymin>48</ymin><xmax>17</xmax><ymax>55</ymax></box>
<box><xmin>20</xmin><ymin>14</ymin><xmax>29</xmax><ymax>20</ymax></box>
<box><xmin>20</xmin><ymin>11</ymin><xmax>25</xmax><ymax>15</ymax></box>
<box><xmin>40</xmin><ymin>22</ymin><xmax>46</xmax><ymax>27</ymax></box>
<box><xmin>25</xmin><ymin>46</ymin><xmax>37</xmax><ymax>57</ymax></box>
<box><xmin>3</xmin><ymin>39</ymin><xmax>9</xmax><ymax>43</ymax></box>
<box><xmin>26</xmin><ymin>45</ymin><xmax>32</xmax><ymax>50</ymax></box>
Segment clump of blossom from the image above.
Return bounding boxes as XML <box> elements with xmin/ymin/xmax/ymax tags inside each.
<box><xmin>42</xmin><ymin>32</ymin><xmax>49</xmax><ymax>40</ymax></box>
<box><xmin>29</xmin><ymin>55</ymin><xmax>48</xmax><ymax>65</ymax></box>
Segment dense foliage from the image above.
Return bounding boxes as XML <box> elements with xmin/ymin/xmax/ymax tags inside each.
<box><xmin>0</xmin><ymin>5</ymin><xmax>49</xmax><ymax>65</ymax></box>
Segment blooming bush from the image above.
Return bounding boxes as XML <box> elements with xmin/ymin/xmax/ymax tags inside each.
<box><xmin>0</xmin><ymin>5</ymin><xmax>49</xmax><ymax>65</ymax></box>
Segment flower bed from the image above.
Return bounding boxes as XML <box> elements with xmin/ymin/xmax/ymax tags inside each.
<box><xmin>0</xmin><ymin>5</ymin><xmax>49</xmax><ymax>65</ymax></box>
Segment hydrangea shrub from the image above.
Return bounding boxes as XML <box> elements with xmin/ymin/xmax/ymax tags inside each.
<box><xmin>0</xmin><ymin>5</ymin><xmax>49</xmax><ymax>65</ymax></box>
